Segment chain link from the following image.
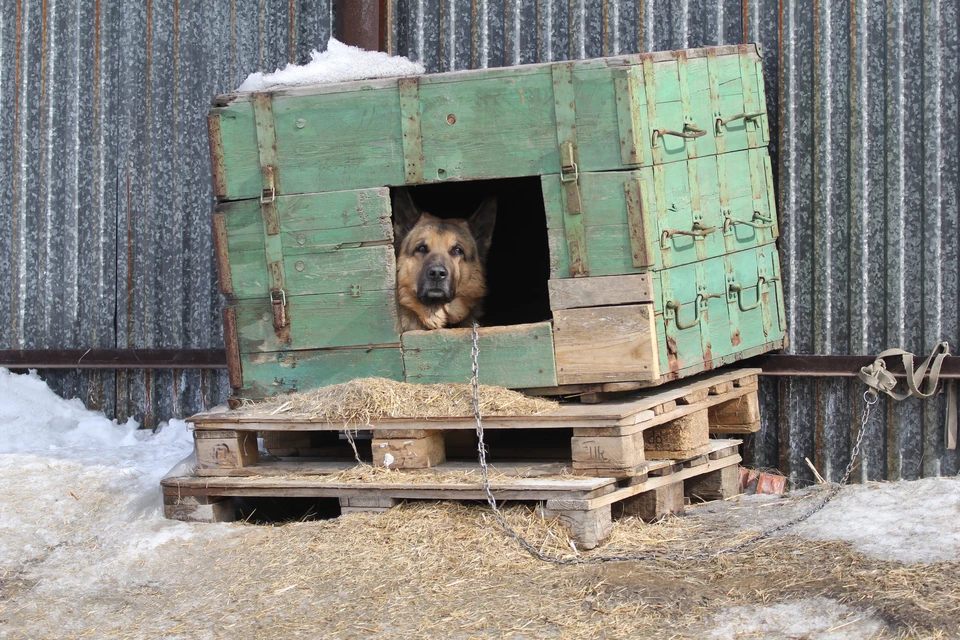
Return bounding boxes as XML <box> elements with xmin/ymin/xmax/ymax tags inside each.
<box><xmin>470</xmin><ymin>324</ymin><xmax>874</xmax><ymax>565</ymax></box>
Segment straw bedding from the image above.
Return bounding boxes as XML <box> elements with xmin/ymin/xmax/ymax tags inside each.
<box><xmin>6</xmin><ymin>496</ymin><xmax>953</xmax><ymax>638</ymax></box>
<box><xmin>235</xmin><ymin>377</ymin><xmax>559</xmax><ymax>425</ymax></box>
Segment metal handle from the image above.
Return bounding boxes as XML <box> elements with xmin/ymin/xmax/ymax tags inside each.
<box><xmin>652</xmin><ymin>123</ymin><xmax>707</xmax><ymax>147</ymax></box>
<box><xmin>666</xmin><ymin>292</ymin><xmax>723</xmax><ymax>330</ymax></box>
<box><xmin>666</xmin><ymin>299</ymin><xmax>700</xmax><ymax>330</ymax></box>
<box><xmin>723</xmin><ymin>211</ymin><xmax>776</xmax><ymax>233</ymax></box>
<box><xmin>661</xmin><ymin>221</ymin><xmax>718</xmax><ymax>248</ymax></box>
<box><xmin>728</xmin><ymin>277</ymin><xmax>779</xmax><ymax>312</ymax></box>
<box><xmin>270</xmin><ymin>288</ymin><xmax>287</xmax><ymax>329</ymax></box>
<box><xmin>714</xmin><ymin>111</ymin><xmax>765</xmax><ymax>135</ymax></box>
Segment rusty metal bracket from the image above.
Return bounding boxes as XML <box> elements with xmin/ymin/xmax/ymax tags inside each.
<box><xmin>614</xmin><ymin>65</ymin><xmax>645</xmax><ymax>166</ymax></box>
<box><xmin>399</xmin><ymin>77</ymin><xmax>424</xmax><ymax>184</ymax></box>
<box><xmin>253</xmin><ymin>93</ymin><xmax>281</xmax><ymax>235</ymax></box>
<box><xmin>552</xmin><ymin>63</ymin><xmax>583</xmax><ymax>216</ymax></box>
<box><xmin>270</xmin><ymin>288</ymin><xmax>288</xmax><ymax>330</ymax></box>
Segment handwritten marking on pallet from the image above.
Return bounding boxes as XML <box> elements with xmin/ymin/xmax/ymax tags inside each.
<box><xmin>571</xmin><ymin>431</ymin><xmax>646</xmax><ymax>469</ymax></box>
<box><xmin>195</xmin><ymin>430</ymin><xmax>259</xmax><ymax>470</ymax></box>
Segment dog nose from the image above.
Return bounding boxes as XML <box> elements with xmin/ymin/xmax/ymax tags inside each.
<box><xmin>427</xmin><ymin>265</ymin><xmax>447</xmax><ymax>280</ymax></box>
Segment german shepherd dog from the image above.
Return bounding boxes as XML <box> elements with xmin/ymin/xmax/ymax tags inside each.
<box><xmin>392</xmin><ymin>189</ymin><xmax>497</xmax><ymax>331</ymax></box>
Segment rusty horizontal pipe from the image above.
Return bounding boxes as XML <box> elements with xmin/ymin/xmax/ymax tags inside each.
<box><xmin>0</xmin><ymin>349</ymin><xmax>227</xmax><ymax>369</ymax></box>
<box><xmin>2</xmin><ymin>350</ymin><xmax>956</xmax><ymax>378</ymax></box>
<box><xmin>746</xmin><ymin>354</ymin><xmax>960</xmax><ymax>378</ymax></box>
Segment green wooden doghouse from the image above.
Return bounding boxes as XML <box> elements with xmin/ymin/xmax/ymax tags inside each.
<box><xmin>207</xmin><ymin>43</ymin><xmax>787</xmax><ymax>401</ymax></box>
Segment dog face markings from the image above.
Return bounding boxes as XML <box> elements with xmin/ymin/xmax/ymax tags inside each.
<box><xmin>391</xmin><ymin>189</ymin><xmax>497</xmax><ymax>330</ymax></box>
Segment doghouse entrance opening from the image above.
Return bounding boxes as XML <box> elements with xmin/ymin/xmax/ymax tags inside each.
<box><xmin>391</xmin><ymin>177</ymin><xmax>552</xmax><ymax>327</ymax></box>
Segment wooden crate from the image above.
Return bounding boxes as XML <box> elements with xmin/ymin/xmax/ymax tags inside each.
<box><xmin>208</xmin><ymin>44</ymin><xmax>786</xmax><ymax>399</ymax></box>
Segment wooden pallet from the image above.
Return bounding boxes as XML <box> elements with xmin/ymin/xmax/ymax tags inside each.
<box><xmin>188</xmin><ymin>368</ymin><xmax>761</xmax><ymax>479</ymax></box>
<box><xmin>162</xmin><ymin>439</ymin><xmax>741</xmax><ymax>549</ymax></box>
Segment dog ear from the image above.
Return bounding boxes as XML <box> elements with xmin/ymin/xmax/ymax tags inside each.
<box><xmin>391</xmin><ymin>188</ymin><xmax>422</xmax><ymax>249</ymax></box>
<box><xmin>468</xmin><ymin>196</ymin><xmax>497</xmax><ymax>262</ymax></box>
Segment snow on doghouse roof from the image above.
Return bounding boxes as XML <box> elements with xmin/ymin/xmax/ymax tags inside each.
<box><xmin>236</xmin><ymin>38</ymin><xmax>425</xmax><ymax>93</ymax></box>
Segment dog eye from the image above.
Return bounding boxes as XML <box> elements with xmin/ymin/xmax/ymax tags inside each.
<box><xmin>451</xmin><ymin>246</ymin><xmax>464</xmax><ymax>257</ymax></box>
<box><xmin>415</xmin><ymin>244</ymin><xmax>429</xmax><ymax>254</ymax></box>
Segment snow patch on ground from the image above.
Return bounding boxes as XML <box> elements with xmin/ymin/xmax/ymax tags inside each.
<box><xmin>795</xmin><ymin>477</ymin><xmax>960</xmax><ymax>563</ymax></box>
<box><xmin>0</xmin><ymin>368</ymin><xmax>226</xmax><ymax>584</ymax></box>
<box><xmin>237</xmin><ymin>38</ymin><xmax>425</xmax><ymax>92</ymax></box>
<box><xmin>706</xmin><ymin>597</ymin><xmax>886</xmax><ymax>639</ymax></box>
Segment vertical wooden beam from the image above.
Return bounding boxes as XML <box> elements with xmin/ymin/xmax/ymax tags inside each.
<box><xmin>335</xmin><ymin>0</ymin><xmax>384</xmax><ymax>52</ymax></box>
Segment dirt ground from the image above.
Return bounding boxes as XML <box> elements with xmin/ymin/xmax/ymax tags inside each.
<box><xmin>1</xmin><ymin>487</ymin><xmax>957</xmax><ymax>640</ymax></box>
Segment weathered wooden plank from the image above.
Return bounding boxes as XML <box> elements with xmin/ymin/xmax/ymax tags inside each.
<box><xmin>207</xmin><ymin>112</ymin><xmax>228</xmax><ymax>199</ymax></box>
<box><xmin>239</xmin><ymin>346</ymin><xmax>404</xmax><ymax>398</ymax></box>
<box><xmin>217</xmin><ymin>189</ymin><xmax>395</xmax><ymax>299</ymax></box>
<box><xmin>553</xmin><ymin>305</ymin><xmax>660</xmax><ymax>385</ymax></box>
<box><xmin>212</xmin><ymin>47</ymin><xmax>765</xmax><ymax>201</ymax></box>
<box><xmin>545</xmin><ymin>446</ymin><xmax>741</xmax><ymax>511</ymax></box>
<box><xmin>222</xmin><ymin>308</ymin><xmax>243</xmax><ymax>389</ymax></box>
<box><xmin>710</xmin><ymin>421</ymin><xmax>762</xmax><ymax>434</ymax></box>
<box><xmin>402</xmin><ymin>322</ymin><xmax>558</xmax><ymax>388</ymax></box>
<box><xmin>212</xmin><ymin>213</ymin><xmax>234</xmax><ymax>295</ymax></box>
<box><xmin>224</xmin><ymin>244</ymin><xmax>395</xmax><ymax>301</ymax></box>
<box><xmin>614</xmin><ymin>66</ymin><xmax>645</xmax><ymax>166</ymax></box>
<box><xmin>164</xmin><ymin>471</ymin><xmax>616</xmax><ymax>498</ymax></box>
<box><xmin>547</xmin><ymin>274</ymin><xmax>653</xmax><ymax>310</ymax></box>
<box><xmin>231</xmin><ymin>288</ymin><xmax>400</xmax><ymax>352</ymax></box>
<box><xmin>420</xmin><ymin>70</ymin><xmax>561</xmax><ymax>182</ymax></box>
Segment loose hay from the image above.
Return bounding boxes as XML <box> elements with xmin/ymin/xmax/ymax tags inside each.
<box><xmin>4</xmin><ymin>490</ymin><xmax>957</xmax><ymax>638</ymax></box>
<box><xmin>234</xmin><ymin>377</ymin><xmax>560</xmax><ymax>425</ymax></box>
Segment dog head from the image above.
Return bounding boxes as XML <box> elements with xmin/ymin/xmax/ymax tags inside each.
<box><xmin>392</xmin><ymin>189</ymin><xmax>497</xmax><ymax>311</ymax></box>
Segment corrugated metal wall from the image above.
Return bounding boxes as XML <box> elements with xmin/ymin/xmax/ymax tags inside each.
<box><xmin>394</xmin><ymin>0</ymin><xmax>960</xmax><ymax>484</ymax></box>
<box><xmin>2</xmin><ymin>0</ymin><xmax>958</xmax><ymax>484</ymax></box>
<box><xmin>0</xmin><ymin>0</ymin><xmax>334</xmax><ymax>428</ymax></box>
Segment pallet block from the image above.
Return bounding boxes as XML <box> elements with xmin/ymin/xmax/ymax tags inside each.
<box><xmin>685</xmin><ymin>464</ymin><xmax>739</xmax><ymax>502</ymax></box>
<box><xmin>371</xmin><ymin>430</ymin><xmax>446</xmax><ymax>469</ymax></box>
<box><xmin>195</xmin><ymin>430</ymin><xmax>259</xmax><ymax>471</ymax></box>
<box><xmin>163</xmin><ymin>495</ymin><xmax>236</xmax><ymax>523</ymax></box>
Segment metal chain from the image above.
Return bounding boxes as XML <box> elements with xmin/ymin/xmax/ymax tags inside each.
<box><xmin>470</xmin><ymin>323</ymin><xmax>876</xmax><ymax>565</ymax></box>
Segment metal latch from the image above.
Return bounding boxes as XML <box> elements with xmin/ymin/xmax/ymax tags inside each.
<box><xmin>559</xmin><ymin>141</ymin><xmax>582</xmax><ymax>215</ymax></box>
<box><xmin>270</xmin><ymin>288</ymin><xmax>287</xmax><ymax>330</ymax></box>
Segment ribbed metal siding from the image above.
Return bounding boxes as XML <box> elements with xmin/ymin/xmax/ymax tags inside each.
<box><xmin>393</xmin><ymin>0</ymin><xmax>960</xmax><ymax>484</ymax></box>
<box><xmin>3</xmin><ymin>1</ymin><xmax>958</xmax><ymax>483</ymax></box>
<box><xmin>0</xmin><ymin>0</ymin><xmax>334</xmax><ymax>428</ymax></box>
